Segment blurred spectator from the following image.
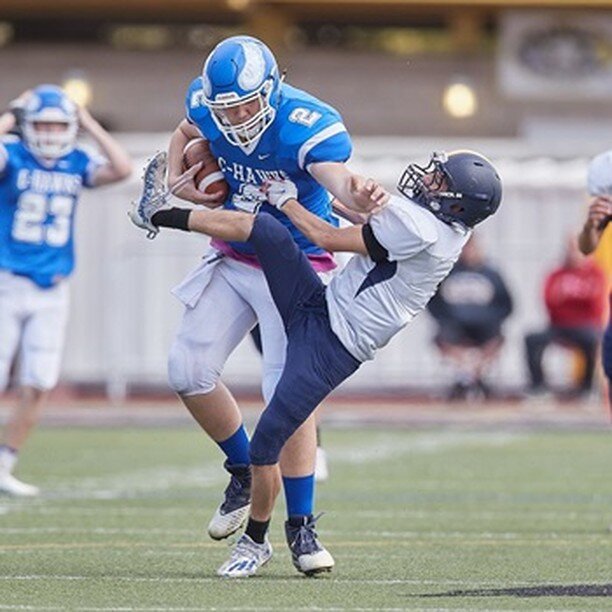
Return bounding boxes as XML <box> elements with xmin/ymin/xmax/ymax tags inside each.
<box><xmin>427</xmin><ymin>235</ymin><xmax>513</xmax><ymax>400</ymax></box>
<box><xmin>524</xmin><ymin>235</ymin><xmax>607</xmax><ymax>399</ymax></box>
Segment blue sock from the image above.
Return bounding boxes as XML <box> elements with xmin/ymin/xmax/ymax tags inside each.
<box><xmin>283</xmin><ymin>474</ymin><xmax>315</xmax><ymax>518</ymax></box>
<box><xmin>217</xmin><ymin>425</ymin><xmax>250</xmax><ymax>466</ymax></box>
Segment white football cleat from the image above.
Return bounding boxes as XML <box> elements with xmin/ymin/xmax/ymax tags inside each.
<box><xmin>285</xmin><ymin>514</ymin><xmax>334</xmax><ymax>576</ymax></box>
<box><xmin>207</xmin><ymin>461</ymin><xmax>251</xmax><ymax>540</ymax></box>
<box><xmin>129</xmin><ymin>151</ymin><xmax>170</xmax><ymax>239</ymax></box>
<box><xmin>217</xmin><ymin>534</ymin><xmax>273</xmax><ymax>578</ymax></box>
<box><xmin>0</xmin><ymin>472</ymin><xmax>40</xmax><ymax>497</ymax></box>
<box><xmin>314</xmin><ymin>446</ymin><xmax>329</xmax><ymax>482</ymax></box>
<box><xmin>208</xmin><ymin>503</ymin><xmax>251</xmax><ymax>540</ymax></box>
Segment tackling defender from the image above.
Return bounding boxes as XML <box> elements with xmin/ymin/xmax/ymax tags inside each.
<box><xmin>0</xmin><ymin>85</ymin><xmax>132</xmax><ymax>496</ymax></box>
<box><xmin>130</xmin><ymin>149</ymin><xmax>502</xmax><ymax>576</ymax></box>
<box><xmin>162</xmin><ymin>34</ymin><xmax>380</xmax><ymax>573</ymax></box>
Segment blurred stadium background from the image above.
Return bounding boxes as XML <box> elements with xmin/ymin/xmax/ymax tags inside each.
<box><xmin>0</xmin><ymin>0</ymin><xmax>610</xmax><ymax>400</ymax></box>
<box><xmin>2</xmin><ymin>3</ymin><xmax>612</xmax><ymax>610</ymax></box>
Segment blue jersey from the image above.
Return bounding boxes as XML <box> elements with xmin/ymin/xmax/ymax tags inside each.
<box><xmin>185</xmin><ymin>78</ymin><xmax>352</xmax><ymax>256</ymax></box>
<box><xmin>0</xmin><ymin>139</ymin><xmax>100</xmax><ymax>288</ymax></box>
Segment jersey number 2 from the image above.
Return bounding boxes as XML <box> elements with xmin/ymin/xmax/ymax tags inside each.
<box><xmin>12</xmin><ymin>192</ymin><xmax>74</xmax><ymax>247</ymax></box>
<box><xmin>289</xmin><ymin>108</ymin><xmax>322</xmax><ymax>127</ymax></box>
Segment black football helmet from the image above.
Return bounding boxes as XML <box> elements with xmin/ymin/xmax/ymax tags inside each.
<box><xmin>398</xmin><ymin>150</ymin><xmax>502</xmax><ymax>229</ymax></box>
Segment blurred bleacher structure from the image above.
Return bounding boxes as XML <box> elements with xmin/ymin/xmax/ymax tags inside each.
<box><xmin>0</xmin><ymin>1</ymin><xmax>610</xmax><ymax>399</ymax></box>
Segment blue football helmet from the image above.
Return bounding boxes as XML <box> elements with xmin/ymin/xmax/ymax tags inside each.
<box><xmin>22</xmin><ymin>84</ymin><xmax>78</xmax><ymax>159</ymax></box>
<box><xmin>201</xmin><ymin>36</ymin><xmax>281</xmax><ymax>151</ymax></box>
<box><xmin>398</xmin><ymin>150</ymin><xmax>502</xmax><ymax>229</ymax></box>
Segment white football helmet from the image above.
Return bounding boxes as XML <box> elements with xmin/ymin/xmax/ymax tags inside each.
<box><xmin>22</xmin><ymin>84</ymin><xmax>78</xmax><ymax>159</ymax></box>
<box><xmin>587</xmin><ymin>149</ymin><xmax>612</xmax><ymax>196</ymax></box>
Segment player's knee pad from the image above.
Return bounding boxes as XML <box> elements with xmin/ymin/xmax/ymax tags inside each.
<box><xmin>20</xmin><ymin>346</ymin><xmax>61</xmax><ymax>390</ymax></box>
<box><xmin>167</xmin><ymin>338</ymin><xmax>219</xmax><ymax>396</ymax></box>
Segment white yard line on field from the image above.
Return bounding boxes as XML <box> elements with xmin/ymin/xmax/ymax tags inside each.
<box><xmin>0</xmin><ymin>574</ymin><xmax>599</xmax><ymax>587</ymax></box>
<box><xmin>330</xmin><ymin>431</ymin><xmax>524</xmax><ymax>464</ymax></box>
<box><xmin>0</xmin><ymin>527</ymin><xmax>195</xmax><ymax>535</ymax></box>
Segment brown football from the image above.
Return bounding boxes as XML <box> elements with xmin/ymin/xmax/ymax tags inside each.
<box><xmin>182</xmin><ymin>138</ymin><xmax>229</xmax><ymax>198</ymax></box>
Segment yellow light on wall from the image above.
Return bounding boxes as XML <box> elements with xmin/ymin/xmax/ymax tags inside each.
<box><xmin>226</xmin><ymin>0</ymin><xmax>250</xmax><ymax>10</ymax></box>
<box><xmin>443</xmin><ymin>80</ymin><xmax>477</xmax><ymax>119</ymax></box>
<box><xmin>0</xmin><ymin>22</ymin><xmax>14</xmax><ymax>47</ymax></box>
<box><xmin>62</xmin><ymin>73</ymin><xmax>93</xmax><ymax>108</ymax></box>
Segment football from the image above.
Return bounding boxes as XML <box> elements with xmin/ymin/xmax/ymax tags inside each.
<box><xmin>182</xmin><ymin>138</ymin><xmax>229</xmax><ymax>198</ymax></box>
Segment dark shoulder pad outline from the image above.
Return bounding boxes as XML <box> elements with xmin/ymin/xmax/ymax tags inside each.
<box><xmin>362</xmin><ymin>223</ymin><xmax>389</xmax><ymax>262</ymax></box>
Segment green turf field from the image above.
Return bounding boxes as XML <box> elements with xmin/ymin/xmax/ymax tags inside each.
<box><xmin>1</xmin><ymin>426</ymin><xmax>612</xmax><ymax>610</ymax></box>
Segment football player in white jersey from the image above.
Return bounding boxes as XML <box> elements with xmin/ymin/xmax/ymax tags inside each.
<box><xmin>581</xmin><ymin>151</ymin><xmax>612</xmax><ymax>404</ymax></box>
<box><xmin>0</xmin><ymin>85</ymin><xmax>132</xmax><ymax>496</ymax></box>
<box><xmin>130</xmin><ymin>149</ymin><xmax>502</xmax><ymax>576</ymax></box>
<box><xmin>157</xmin><ymin>34</ymin><xmax>381</xmax><ymax>573</ymax></box>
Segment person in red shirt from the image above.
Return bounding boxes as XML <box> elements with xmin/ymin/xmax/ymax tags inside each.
<box><xmin>525</xmin><ymin>236</ymin><xmax>607</xmax><ymax>398</ymax></box>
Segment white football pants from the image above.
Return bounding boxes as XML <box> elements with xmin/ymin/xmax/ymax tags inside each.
<box><xmin>0</xmin><ymin>270</ymin><xmax>69</xmax><ymax>391</ymax></box>
<box><xmin>168</xmin><ymin>256</ymin><xmax>286</xmax><ymax>403</ymax></box>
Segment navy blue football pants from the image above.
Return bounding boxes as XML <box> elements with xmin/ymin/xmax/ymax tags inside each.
<box><xmin>248</xmin><ymin>213</ymin><xmax>361</xmax><ymax>466</ymax></box>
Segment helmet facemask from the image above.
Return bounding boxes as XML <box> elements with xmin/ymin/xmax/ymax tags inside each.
<box><xmin>23</xmin><ymin>101</ymin><xmax>78</xmax><ymax>160</ymax></box>
<box><xmin>398</xmin><ymin>150</ymin><xmax>501</xmax><ymax>230</ymax></box>
<box><xmin>398</xmin><ymin>152</ymin><xmax>469</xmax><ymax>230</ymax></box>
<box><xmin>206</xmin><ymin>78</ymin><xmax>277</xmax><ymax>150</ymax></box>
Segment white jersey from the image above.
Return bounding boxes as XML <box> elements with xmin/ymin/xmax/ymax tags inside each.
<box><xmin>326</xmin><ymin>195</ymin><xmax>471</xmax><ymax>362</ymax></box>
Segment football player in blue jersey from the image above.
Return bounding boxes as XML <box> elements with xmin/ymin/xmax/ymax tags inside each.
<box><xmin>130</xmin><ymin>149</ymin><xmax>502</xmax><ymax>577</ymax></box>
<box><xmin>158</xmin><ymin>35</ymin><xmax>376</xmax><ymax>574</ymax></box>
<box><xmin>0</xmin><ymin>85</ymin><xmax>132</xmax><ymax>496</ymax></box>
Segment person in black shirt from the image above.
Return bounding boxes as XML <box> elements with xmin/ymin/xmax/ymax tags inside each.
<box><xmin>428</xmin><ymin>235</ymin><xmax>513</xmax><ymax>400</ymax></box>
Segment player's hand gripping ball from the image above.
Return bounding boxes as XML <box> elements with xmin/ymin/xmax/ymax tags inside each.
<box><xmin>182</xmin><ymin>138</ymin><xmax>229</xmax><ymax>199</ymax></box>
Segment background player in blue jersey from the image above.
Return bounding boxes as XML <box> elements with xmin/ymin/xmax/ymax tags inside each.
<box><xmin>130</xmin><ymin>149</ymin><xmax>502</xmax><ymax>577</ymax></box>
<box><xmin>160</xmin><ymin>35</ymin><xmax>377</xmax><ymax>574</ymax></box>
<box><xmin>0</xmin><ymin>85</ymin><xmax>132</xmax><ymax>496</ymax></box>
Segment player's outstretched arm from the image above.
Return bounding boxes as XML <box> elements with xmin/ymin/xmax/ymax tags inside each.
<box><xmin>79</xmin><ymin>106</ymin><xmax>133</xmax><ymax>186</ymax></box>
<box><xmin>265</xmin><ymin>179</ymin><xmax>368</xmax><ymax>255</ymax></box>
<box><xmin>309</xmin><ymin>162</ymin><xmax>389</xmax><ymax>213</ymax></box>
<box><xmin>331</xmin><ymin>198</ymin><xmax>369</xmax><ymax>225</ymax></box>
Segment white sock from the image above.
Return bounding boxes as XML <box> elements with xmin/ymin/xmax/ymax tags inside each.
<box><xmin>0</xmin><ymin>446</ymin><xmax>17</xmax><ymax>474</ymax></box>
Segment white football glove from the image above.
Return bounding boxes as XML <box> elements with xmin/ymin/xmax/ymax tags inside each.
<box><xmin>232</xmin><ymin>183</ymin><xmax>266</xmax><ymax>214</ymax></box>
<box><xmin>265</xmin><ymin>179</ymin><xmax>298</xmax><ymax>209</ymax></box>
